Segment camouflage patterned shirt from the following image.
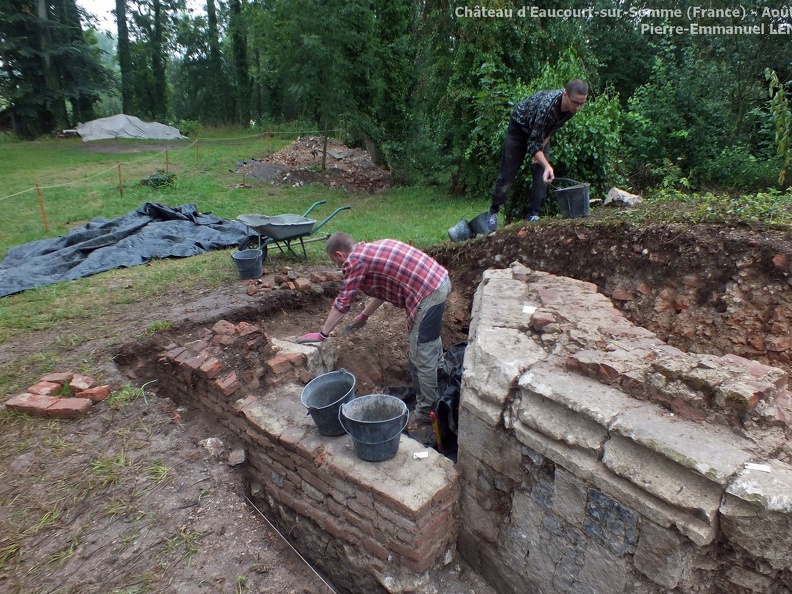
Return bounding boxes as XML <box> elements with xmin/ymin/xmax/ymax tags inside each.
<box><xmin>511</xmin><ymin>89</ymin><xmax>573</xmax><ymax>158</ymax></box>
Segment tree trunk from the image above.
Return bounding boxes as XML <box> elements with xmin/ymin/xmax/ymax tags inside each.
<box><xmin>151</xmin><ymin>0</ymin><xmax>167</xmax><ymax>120</ymax></box>
<box><xmin>206</xmin><ymin>0</ymin><xmax>227</xmax><ymax>123</ymax></box>
<box><xmin>229</xmin><ymin>0</ymin><xmax>251</xmax><ymax>125</ymax></box>
<box><xmin>115</xmin><ymin>0</ymin><xmax>133</xmax><ymax>114</ymax></box>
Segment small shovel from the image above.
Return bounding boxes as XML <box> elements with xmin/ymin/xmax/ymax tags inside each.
<box><xmin>430</xmin><ymin>411</ymin><xmax>443</xmax><ymax>453</ymax></box>
<box><xmin>340</xmin><ymin>325</ymin><xmax>355</xmax><ymax>336</ymax></box>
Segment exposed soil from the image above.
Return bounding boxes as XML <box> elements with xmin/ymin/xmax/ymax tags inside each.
<box><xmin>2</xmin><ymin>218</ymin><xmax>791</xmax><ymax>593</ymax></box>
<box><xmin>234</xmin><ymin>136</ymin><xmax>393</xmax><ymax>192</ymax></box>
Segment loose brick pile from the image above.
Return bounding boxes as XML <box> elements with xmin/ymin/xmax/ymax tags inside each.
<box><xmin>4</xmin><ymin>372</ymin><xmax>111</xmax><ymax>418</ymax></box>
<box><xmin>244</xmin><ymin>267</ymin><xmax>342</xmax><ymax>296</ymax></box>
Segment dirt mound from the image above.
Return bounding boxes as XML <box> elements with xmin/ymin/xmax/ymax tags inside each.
<box><xmin>235</xmin><ymin>136</ymin><xmax>392</xmax><ymax>192</ymax></box>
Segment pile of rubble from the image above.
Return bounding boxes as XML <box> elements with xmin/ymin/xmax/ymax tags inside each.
<box><xmin>243</xmin><ymin>266</ymin><xmax>342</xmax><ymax>296</ymax></box>
<box><xmin>234</xmin><ymin>136</ymin><xmax>392</xmax><ymax>192</ymax></box>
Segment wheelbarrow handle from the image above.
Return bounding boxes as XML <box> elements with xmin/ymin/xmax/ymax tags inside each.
<box><xmin>301</xmin><ymin>200</ymin><xmax>327</xmax><ymax>218</ymax></box>
<box><xmin>312</xmin><ymin>205</ymin><xmax>351</xmax><ymax>234</ymax></box>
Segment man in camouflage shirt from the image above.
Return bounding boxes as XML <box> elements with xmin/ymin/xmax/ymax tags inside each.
<box><xmin>487</xmin><ymin>78</ymin><xmax>588</xmax><ymax>231</ymax></box>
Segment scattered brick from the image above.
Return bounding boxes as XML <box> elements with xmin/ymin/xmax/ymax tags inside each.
<box><xmin>39</xmin><ymin>372</ymin><xmax>74</xmax><ymax>384</ymax></box>
<box><xmin>294</xmin><ymin>278</ymin><xmax>313</xmax><ymax>291</ymax></box>
<box><xmin>772</xmin><ymin>253</ymin><xmax>788</xmax><ymax>270</ymax></box>
<box><xmin>211</xmin><ymin>334</ymin><xmax>237</xmax><ymax>347</ymax></box>
<box><xmin>77</xmin><ymin>385</ymin><xmax>111</xmax><ymax>403</ymax></box>
<box><xmin>309</xmin><ymin>272</ymin><xmax>326</xmax><ymax>283</ymax></box>
<box><xmin>28</xmin><ymin>381</ymin><xmax>63</xmax><ymax>396</ymax></box>
<box><xmin>4</xmin><ymin>392</ymin><xmax>59</xmax><ymax>415</ymax></box>
<box><xmin>611</xmin><ymin>289</ymin><xmax>635</xmax><ymax>301</ymax></box>
<box><xmin>212</xmin><ymin>320</ymin><xmax>237</xmax><ymax>335</ymax></box>
<box><xmin>237</xmin><ymin>321</ymin><xmax>261</xmax><ymax>337</ymax></box>
<box><xmin>46</xmin><ymin>397</ymin><xmax>93</xmax><ymax>419</ymax></box>
<box><xmin>70</xmin><ymin>374</ymin><xmax>96</xmax><ymax>392</ymax></box>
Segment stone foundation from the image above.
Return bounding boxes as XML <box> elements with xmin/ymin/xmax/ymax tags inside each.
<box><xmin>457</xmin><ymin>263</ymin><xmax>792</xmax><ymax>593</ymax></box>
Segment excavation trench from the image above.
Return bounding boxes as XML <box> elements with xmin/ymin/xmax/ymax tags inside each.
<box><xmin>115</xmin><ymin>222</ymin><xmax>792</xmax><ymax>594</ymax></box>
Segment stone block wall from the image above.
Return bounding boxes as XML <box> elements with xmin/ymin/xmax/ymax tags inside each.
<box><xmin>144</xmin><ymin>319</ymin><xmax>459</xmax><ymax>594</ymax></box>
<box><xmin>457</xmin><ymin>264</ymin><xmax>792</xmax><ymax>594</ymax></box>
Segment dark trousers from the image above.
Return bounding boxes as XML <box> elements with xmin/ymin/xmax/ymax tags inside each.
<box><xmin>490</xmin><ymin>117</ymin><xmax>549</xmax><ymax>216</ymax></box>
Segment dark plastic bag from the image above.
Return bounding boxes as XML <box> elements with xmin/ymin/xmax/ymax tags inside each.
<box><xmin>432</xmin><ymin>341</ymin><xmax>467</xmax><ymax>459</ymax></box>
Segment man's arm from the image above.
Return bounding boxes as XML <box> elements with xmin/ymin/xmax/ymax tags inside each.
<box><xmin>532</xmin><ymin>147</ymin><xmax>554</xmax><ymax>184</ymax></box>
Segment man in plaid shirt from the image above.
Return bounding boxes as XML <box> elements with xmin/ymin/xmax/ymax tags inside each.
<box><xmin>298</xmin><ymin>233</ymin><xmax>451</xmax><ymax>430</ymax></box>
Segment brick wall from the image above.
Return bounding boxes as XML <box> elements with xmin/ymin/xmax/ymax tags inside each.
<box><xmin>151</xmin><ymin>320</ymin><xmax>460</xmax><ymax>593</ymax></box>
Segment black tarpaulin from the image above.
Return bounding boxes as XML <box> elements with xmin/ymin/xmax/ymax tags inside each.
<box><xmin>0</xmin><ymin>203</ymin><xmax>249</xmax><ymax>298</ymax></box>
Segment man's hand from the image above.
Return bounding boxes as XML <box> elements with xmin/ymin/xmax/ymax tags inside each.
<box><xmin>543</xmin><ymin>165</ymin><xmax>555</xmax><ymax>184</ymax></box>
<box><xmin>351</xmin><ymin>313</ymin><xmax>368</xmax><ymax>330</ymax></box>
<box><xmin>297</xmin><ymin>332</ymin><xmax>326</xmax><ymax>343</ymax></box>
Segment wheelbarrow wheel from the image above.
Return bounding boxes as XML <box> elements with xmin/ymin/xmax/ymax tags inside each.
<box><xmin>238</xmin><ymin>235</ymin><xmax>261</xmax><ymax>251</ymax></box>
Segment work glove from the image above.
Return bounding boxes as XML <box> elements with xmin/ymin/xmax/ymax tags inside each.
<box><xmin>351</xmin><ymin>313</ymin><xmax>368</xmax><ymax>330</ymax></box>
<box><xmin>297</xmin><ymin>331</ymin><xmax>327</xmax><ymax>344</ymax></box>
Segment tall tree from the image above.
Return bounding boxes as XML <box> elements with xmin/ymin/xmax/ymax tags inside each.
<box><xmin>115</xmin><ymin>0</ymin><xmax>133</xmax><ymax>113</ymax></box>
<box><xmin>1</xmin><ymin>0</ymin><xmax>112</xmax><ymax>137</ymax></box>
<box><xmin>124</xmin><ymin>0</ymin><xmax>181</xmax><ymax>119</ymax></box>
<box><xmin>171</xmin><ymin>7</ymin><xmax>232</xmax><ymax>123</ymax></box>
<box><xmin>228</xmin><ymin>0</ymin><xmax>251</xmax><ymax>124</ymax></box>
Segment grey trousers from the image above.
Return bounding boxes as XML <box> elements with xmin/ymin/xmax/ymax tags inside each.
<box><xmin>408</xmin><ymin>277</ymin><xmax>451</xmax><ymax>420</ymax></box>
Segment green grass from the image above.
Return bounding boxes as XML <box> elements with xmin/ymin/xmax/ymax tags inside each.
<box><xmin>0</xmin><ymin>128</ymin><xmax>481</xmax><ymax>400</ymax></box>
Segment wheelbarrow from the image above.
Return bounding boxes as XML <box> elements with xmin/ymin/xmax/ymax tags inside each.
<box><xmin>236</xmin><ymin>200</ymin><xmax>351</xmax><ymax>261</ymax></box>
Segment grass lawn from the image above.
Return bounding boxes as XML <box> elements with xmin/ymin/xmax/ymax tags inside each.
<box><xmin>0</xmin><ymin>129</ymin><xmax>482</xmax><ymax>380</ymax></box>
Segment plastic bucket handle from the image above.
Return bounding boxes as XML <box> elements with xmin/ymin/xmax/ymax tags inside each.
<box><xmin>302</xmin><ymin>369</ymin><xmax>354</xmax><ymax>414</ymax></box>
<box><xmin>338</xmin><ymin>408</ymin><xmax>409</xmax><ymax>446</ymax></box>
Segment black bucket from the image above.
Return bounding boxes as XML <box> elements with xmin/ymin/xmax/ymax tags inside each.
<box><xmin>553</xmin><ymin>178</ymin><xmax>590</xmax><ymax>219</ymax></box>
<box><xmin>301</xmin><ymin>369</ymin><xmax>356</xmax><ymax>436</ymax></box>
<box><xmin>448</xmin><ymin>218</ymin><xmax>473</xmax><ymax>242</ymax></box>
<box><xmin>468</xmin><ymin>211</ymin><xmax>492</xmax><ymax>236</ymax></box>
<box><xmin>232</xmin><ymin>248</ymin><xmax>263</xmax><ymax>279</ymax></box>
<box><xmin>339</xmin><ymin>394</ymin><xmax>408</xmax><ymax>462</ymax></box>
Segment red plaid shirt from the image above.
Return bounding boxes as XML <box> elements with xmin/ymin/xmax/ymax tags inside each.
<box><xmin>333</xmin><ymin>239</ymin><xmax>448</xmax><ymax>330</ymax></box>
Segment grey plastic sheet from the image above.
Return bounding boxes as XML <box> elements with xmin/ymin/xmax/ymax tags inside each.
<box><xmin>0</xmin><ymin>203</ymin><xmax>248</xmax><ymax>297</ymax></box>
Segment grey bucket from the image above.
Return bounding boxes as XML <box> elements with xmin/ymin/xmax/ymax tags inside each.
<box><xmin>448</xmin><ymin>218</ymin><xmax>473</xmax><ymax>242</ymax></box>
<box><xmin>301</xmin><ymin>369</ymin><xmax>356</xmax><ymax>436</ymax></box>
<box><xmin>468</xmin><ymin>211</ymin><xmax>492</xmax><ymax>236</ymax></box>
<box><xmin>553</xmin><ymin>178</ymin><xmax>590</xmax><ymax>219</ymax></box>
<box><xmin>339</xmin><ymin>394</ymin><xmax>409</xmax><ymax>462</ymax></box>
<box><xmin>232</xmin><ymin>248</ymin><xmax>263</xmax><ymax>279</ymax></box>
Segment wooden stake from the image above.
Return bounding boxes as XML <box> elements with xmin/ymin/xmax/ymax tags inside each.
<box><xmin>35</xmin><ymin>184</ymin><xmax>49</xmax><ymax>232</ymax></box>
<box><xmin>118</xmin><ymin>163</ymin><xmax>123</xmax><ymax>197</ymax></box>
<box><xmin>166</xmin><ymin>149</ymin><xmax>169</xmax><ymax>173</ymax></box>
